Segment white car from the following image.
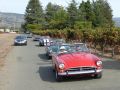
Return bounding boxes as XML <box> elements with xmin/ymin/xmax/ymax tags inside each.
<box><xmin>39</xmin><ymin>36</ymin><xmax>51</xmax><ymax>46</ymax></box>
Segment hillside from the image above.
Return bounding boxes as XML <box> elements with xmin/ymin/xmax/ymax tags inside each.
<box><xmin>113</xmin><ymin>17</ymin><xmax>120</xmax><ymax>27</ymax></box>
<box><xmin>0</xmin><ymin>12</ymin><xmax>24</xmax><ymax>28</ymax></box>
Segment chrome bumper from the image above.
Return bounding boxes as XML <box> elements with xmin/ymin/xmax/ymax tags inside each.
<box><xmin>58</xmin><ymin>69</ymin><xmax>102</xmax><ymax>76</ymax></box>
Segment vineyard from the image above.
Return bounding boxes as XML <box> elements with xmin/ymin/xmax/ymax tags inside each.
<box><xmin>32</xmin><ymin>28</ymin><xmax>120</xmax><ymax>58</ymax></box>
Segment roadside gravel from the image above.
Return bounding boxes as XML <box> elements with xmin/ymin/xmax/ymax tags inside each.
<box><xmin>0</xmin><ymin>33</ymin><xmax>16</xmax><ymax>67</ymax></box>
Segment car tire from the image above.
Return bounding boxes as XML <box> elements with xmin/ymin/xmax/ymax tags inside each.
<box><xmin>94</xmin><ymin>72</ymin><xmax>102</xmax><ymax>79</ymax></box>
<box><xmin>55</xmin><ymin>71</ymin><xmax>62</xmax><ymax>82</ymax></box>
<box><xmin>52</xmin><ymin>68</ymin><xmax>55</xmax><ymax>72</ymax></box>
<box><xmin>48</xmin><ymin>56</ymin><xmax>51</xmax><ymax>59</ymax></box>
<box><xmin>25</xmin><ymin>42</ymin><xmax>27</xmax><ymax>46</ymax></box>
<box><xmin>39</xmin><ymin>43</ymin><xmax>41</xmax><ymax>46</ymax></box>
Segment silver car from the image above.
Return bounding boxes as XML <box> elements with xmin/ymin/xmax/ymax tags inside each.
<box><xmin>14</xmin><ymin>35</ymin><xmax>27</xmax><ymax>46</ymax></box>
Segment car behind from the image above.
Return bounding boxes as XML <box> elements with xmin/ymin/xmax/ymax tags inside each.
<box><xmin>14</xmin><ymin>35</ymin><xmax>27</xmax><ymax>46</ymax></box>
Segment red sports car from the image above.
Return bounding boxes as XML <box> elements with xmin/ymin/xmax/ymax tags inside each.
<box><xmin>52</xmin><ymin>44</ymin><xmax>102</xmax><ymax>81</ymax></box>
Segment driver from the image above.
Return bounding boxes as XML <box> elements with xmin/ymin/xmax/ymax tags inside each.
<box><xmin>59</xmin><ymin>46</ymin><xmax>67</xmax><ymax>54</ymax></box>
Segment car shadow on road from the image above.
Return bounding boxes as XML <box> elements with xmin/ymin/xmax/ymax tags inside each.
<box><xmin>35</xmin><ymin>45</ymin><xmax>40</xmax><ymax>47</ymax></box>
<box><xmin>103</xmin><ymin>59</ymin><xmax>120</xmax><ymax>70</ymax></box>
<box><xmin>38</xmin><ymin>53</ymin><xmax>51</xmax><ymax>61</ymax></box>
<box><xmin>38</xmin><ymin>66</ymin><xmax>56</xmax><ymax>82</ymax></box>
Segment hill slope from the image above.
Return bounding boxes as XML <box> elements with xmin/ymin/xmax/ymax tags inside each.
<box><xmin>113</xmin><ymin>17</ymin><xmax>120</xmax><ymax>27</ymax></box>
<box><xmin>0</xmin><ymin>12</ymin><xmax>24</xmax><ymax>28</ymax></box>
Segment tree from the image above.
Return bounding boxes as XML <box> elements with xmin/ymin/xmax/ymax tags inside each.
<box><xmin>45</xmin><ymin>3</ymin><xmax>61</xmax><ymax>22</ymax></box>
<box><xmin>92</xmin><ymin>0</ymin><xmax>113</xmax><ymax>28</ymax></box>
<box><xmin>67</xmin><ymin>0</ymin><xmax>78</xmax><ymax>28</ymax></box>
<box><xmin>76</xmin><ymin>0</ymin><xmax>94</xmax><ymax>29</ymax></box>
<box><xmin>50</xmin><ymin>7</ymin><xmax>68</xmax><ymax>29</ymax></box>
<box><xmin>101</xmin><ymin>0</ymin><xmax>113</xmax><ymax>27</ymax></box>
<box><xmin>45</xmin><ymin>3</ymin><xmax>62</xmax><ymax>29</ymax></box>
<box><xmin>24</xmin><ymin>0</ymin><xmax>44</xmax><ymax>31</ymax></box>
<box><xmin>79</xmin><ymin>0</ymin><xmax>94</xmax><ymax>21</ymax></box>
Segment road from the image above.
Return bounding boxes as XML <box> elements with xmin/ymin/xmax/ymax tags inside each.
<box><xmin>2</xmin><ymin>38</ymin><xmax>120</xmax><ymax>90</ymax></box>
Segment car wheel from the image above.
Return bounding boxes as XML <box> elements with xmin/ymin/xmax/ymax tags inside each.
<box><xmin>25</xmin><ymin>42</ymin><xmax>27</xmax><ymax>46</ymax></box>
<box><xmin>14</xmin><ymin>43</ymin><xmax>16</xmax><ymax>46</ymax></box>
<box><xmin>94</xmin><ymin>72</ymin><xmax>102</xmax><ymax>79</ymax></box>
<box><xmin>52</xmin><ymin>68</ymin><xmax>55</xmax><ymax>72</ymax></box>
<box><xmin>48</xmin><ymin>56</ymin><xmax>51</xmax><ymax>59</ymax></box>
<box><xmin>55</xmin><ymin>71</ymin><xmax>62</xmax><ymax>82</ymax></box>
<box><xmin>39</xmin><ymin>43</ymin><xmax>41</xmax><ymax>46</ymax></box>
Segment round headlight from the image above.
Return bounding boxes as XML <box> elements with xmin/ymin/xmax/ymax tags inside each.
<box><xmin>96</xmin><ymin>61</ymin><xmax>102</xmax><ymax>66</ymax></box>
<box><xmin>59</xmin><ymin>64</ymin><xmax>65</xmax><ymax>69</ymax></box>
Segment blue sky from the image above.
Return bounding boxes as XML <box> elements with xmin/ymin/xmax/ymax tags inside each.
<box><xmin>0</xmin><ymin>0</ymin><xmax>119</xmax><ymax>17</ymax></box>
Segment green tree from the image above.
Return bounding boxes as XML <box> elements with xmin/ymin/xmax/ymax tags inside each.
<box><xmin>24</xmin><ymin>0</ymin><xmax>44</xmax><ymax>31</ymax></box>
<box><xmin>67</xmin><ymin>0</ymin><xmax>78</xmax><ymax>28</ymax></box>
<box><xmin>45</xmin><ymin>3</ymin><xmax>61</xmax><ymax>21</ymax></box>
<box><xmin>45</xmin><ymin>3</ymin><xmax>61</xmax><ymax>29</ymax></box>
<box><xmin>79</xmin><ymin>0</ymin><xmax>94</xmax><ymax>21</ymax></box>
<box><xmin>50</xmin><ymin>7</ymin><xmax>68</xmax><ymax>29</ymax></box>
<box><xmin>101</xmin><ymin>0</ymin><xmax>113</xmax><ymax>27</ymax></box>
<box><xmin>92</xmin><ymin>0</ymin><xmax>113</xmax><ymax>28</ymax></box>
<box><xmin>76</xmin><ymin>0</ymin><xmax>94</xmax><ymax>29</ymax></box>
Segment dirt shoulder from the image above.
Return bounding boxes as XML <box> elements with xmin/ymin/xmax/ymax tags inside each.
<box><xmin>0</xmin><ymin>33</ymin><xmax>17</xmax><ymax>68</ymax></box>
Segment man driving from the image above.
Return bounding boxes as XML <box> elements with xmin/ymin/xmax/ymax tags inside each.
<box><xmin>59</xmin><ymin>46</ymin><xmax>67</xmax><ymax>54</ymax></box>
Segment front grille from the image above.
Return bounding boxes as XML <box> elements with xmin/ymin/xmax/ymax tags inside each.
<box><xmin>67</xmin><ymin>67</ymin><xmax>96</xmax><ymax>72</ymax></box>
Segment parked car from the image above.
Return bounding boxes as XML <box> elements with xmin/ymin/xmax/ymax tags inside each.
<box><xmin>14</xmin><ymin>35</ymin><xmax>27</xmax><ymax>45</ymax></box>
<box><xmin>52</xmin><ymin>44</ymin><xmax>102</xmax><ymax>81</ymax></box>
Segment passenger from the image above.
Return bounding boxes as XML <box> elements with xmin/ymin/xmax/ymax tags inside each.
<box><xmin>76</xmin><ymin>46</ymin><xmax>82</xmax><ymax>51</ymax></box>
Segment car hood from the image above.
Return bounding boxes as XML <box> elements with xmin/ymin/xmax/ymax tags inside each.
<box><xmin>57</xmin><ymin>52</ymin><xmax>100</xmax><ymax>70</ymax></box>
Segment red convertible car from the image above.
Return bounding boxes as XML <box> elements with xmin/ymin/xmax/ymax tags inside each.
<box><xmin>52</xmin><ymin>44</ymin><xmax>102</xmax><ymax>81</ymax></box>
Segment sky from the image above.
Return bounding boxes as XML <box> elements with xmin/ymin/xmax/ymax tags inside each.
<box><xmin>0</xmin><ymin>0</ymin><xmax>119</xmax><ymax>17</ymax></box>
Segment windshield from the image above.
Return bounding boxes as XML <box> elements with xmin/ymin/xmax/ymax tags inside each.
<box><xmin>57</xmin><ymin>44</ymin><xmax>90</xmax><ymax>54</ymax></box>
<box><xmin>74</xmin><ymin>44</ymin><xmax>89</xmax><ymax>52</ymax></box>
<box><xmin>57</xmin><ymin>45</ymin><xmax>72</xmax><ymax>54</ymax></box>
<box><xmin>15</xmin><ymin>36</ymin><xmax>26</xmax><ymax>39</ymax></box>
<box><xmin>49</xmin><ymin>45</ymin><xmax>59</xmax><ymax>52</ymax></box>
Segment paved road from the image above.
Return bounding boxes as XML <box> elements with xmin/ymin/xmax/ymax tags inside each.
<box><xmin>3</xmin><ymin>38</ymin><xmax>120</xmax><ymax>90</ymax></box>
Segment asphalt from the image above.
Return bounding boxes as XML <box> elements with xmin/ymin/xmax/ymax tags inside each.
<box><xmin>2</xmin><ymin>38</ymin><xmax>120</xmax><ymax>90</ymax></box>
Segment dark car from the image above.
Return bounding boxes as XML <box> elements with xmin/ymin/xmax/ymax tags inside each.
<box><xmin>14</xmin><ymin>35</ymin><xmax>27</xmax><ymax>45</ymax></box>
<box><xmin>26</xmin><ymin>33</ymin><xmax>32</xmax><ymax>38</ymax></box>
<box><xmin>46</xmin><ymin>45</ymin><xmax>59</xmax><ymax>59</ymax></box>
<box><xmin>33</xmin><ymin>35</ymin><xmax>40</xmax><ymax>41</ymax></box>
